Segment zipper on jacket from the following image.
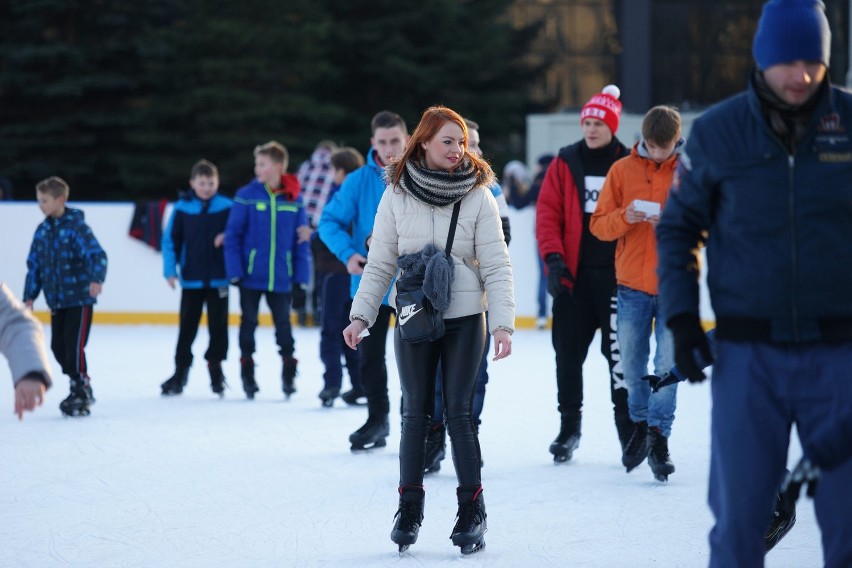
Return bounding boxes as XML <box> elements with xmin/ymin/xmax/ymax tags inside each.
<box><xmin>431</xmin><ymin>206</ymin><xmax>436</xmax><ymax>247</ymax></box>
<box><xmin>266</xmin><ymin>185</ymin><xmax>277</xmax><ymax>292</ymax></box>
<box><xmin>787</xmin><ymin>154</ymin><xmax>799</xmax><ymax>341</ymax></box>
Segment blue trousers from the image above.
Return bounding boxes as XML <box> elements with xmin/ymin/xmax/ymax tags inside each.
<box><xmin>238</xmin><ymin>287</ymin><xmax>294</xmax><ymax>359</ymax></box>
<box><xmin>709</xmin><ymin>340</ymin><xmax>852</xmax><ymax>568</ymax></box>
<box><xmin>616</xmin><ymin>285</ymin><xmax>676</xmax><ymax>436</ymax></box>
<box><xmin>319</xmin><ymin>273</ymin><xmax>360</xmax><ymax>391</ymax></box>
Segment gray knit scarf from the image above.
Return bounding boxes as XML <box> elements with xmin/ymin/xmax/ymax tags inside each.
<box><xmin>396</xmin><ymin>158</ymin><xmax>478</xmax><ymax>206</ymax></box>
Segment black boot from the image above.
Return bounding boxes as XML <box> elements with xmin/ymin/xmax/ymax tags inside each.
<box><xmin>647</xmin><ymin>426</ymin><xmax>675</xmax><ymax>481</ymax></box>
<box><xmin>615</xmin><ymin>413</ymin><xmax>633</xmax><ymax>452</ymax></box>
<box><xmin>60</xmin><ymin>376</ymin><xmax>95</xmax><ymax>417</ymax></box>
<box><xmin>341</xmin><ymin>386</ymin><xmax>366</xmax><ymax>405</ymax></box>
<box><xmin>240</xmin><ymin>356</ymin><xmax>258</xmax><ymax>399</ymax></box>
<box><xmin>208</xmin><ymin>361</ymin><xmax>227</xmax><ymax>397</ymax></box>
<box><xmin>318</xmin><ymin>387</ymin><xmax>340</xmax><ymax>408</ymax></box>
<box><xmin>549</xmin><ymin>413</ymin><xmax>581</xmax><ymax>463</ymax></box>
<box><xmin>390</xmin><ymin>485</ymin><xmax>425</xmax><ymax>553</ymax></box>
<box><xmin>450</xmin><ymin>485</ymin><xmax>487</xmax><ymax>555</ymax></box>
<box><xmin>349</xmin><ymin>415</ymin><xmax>389</xmax><ymax>451</ymax></box>
<box><xmin>622</xmin><ymin>420</ymin><xmax>649</xmax><ymax>472</ymax></box>
<box><xmin>161</xmin><ymin>366</ymin><xmax>189</xmax><ymax>396</ymax></box>
<box><xmin>282</xmin><ymin>356</ymin><xmax>298</xmax><ymax>398</ymax></box>
<box><xmin>765</xmin><ymin>485</ymin><xmax>797</xmax><ymax>552</ymax></box>
<box><xmin>424</xmin><ymin>422</ymin><xmax>447</xmax><ymax>474</ymax></box>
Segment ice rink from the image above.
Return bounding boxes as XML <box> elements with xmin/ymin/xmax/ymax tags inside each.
<box><xmin>1</xmin><ymin>324</ymin><xmax>821</xmax><ymax>567</ymax></box>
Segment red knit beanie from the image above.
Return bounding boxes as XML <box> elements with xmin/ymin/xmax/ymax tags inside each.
<box><xmin>580</xmin><ymin>85</ymin><xmax>623</xmax><ymax>135</ymax></box>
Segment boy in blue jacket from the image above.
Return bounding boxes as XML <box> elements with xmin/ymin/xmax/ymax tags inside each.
<box><xmin>225</xmin><ymin>142</ymin><xmax>310</xmax><ymax>400</ymax></box>
<box><xmin>160</xmin><ymin>160</ymin><xmax>233</xmax><ymax>397</ymax></box>
<box><xmin>24</xmin><ymin>176</ymin><xmax>107</xmax><ymax>417</ymax></box>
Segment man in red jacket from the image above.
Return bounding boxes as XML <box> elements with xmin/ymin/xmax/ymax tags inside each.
<box><xmin>535</xmin><ymin>85</ymin><xmax>631</xmax><ymax>463</ymax></box>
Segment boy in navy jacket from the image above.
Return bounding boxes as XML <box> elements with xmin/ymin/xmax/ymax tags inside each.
<box><xmin>24</xmin><ymin>176</ymin><xmax>107</xmax><ymax>417</ymax></box>
<box><xmin>225</xmin><ymin>141</ymin><xmax>310</xmax><ymax>399</ymax></box>
<box><xmin>160</xmin><ymin>160</ymin><xmax>233</xmax><ymax>397</ymax></box>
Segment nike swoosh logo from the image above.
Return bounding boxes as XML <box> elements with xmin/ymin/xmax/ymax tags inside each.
<box><xmin>398</xmin><ymin>308</ymin><xmax>423</xmax><ymax>325</ymax></box>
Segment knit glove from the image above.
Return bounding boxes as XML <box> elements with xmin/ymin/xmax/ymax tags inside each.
<box><xmin>500</xmin><ymin>217</ymin><xmax>512</xmax><ymax>246</ymax></box>
<box><xmin>668</xmin><ymin>313</ymin><xmax>713</xmax><ymax>382</ymax></box>
<box><xmin>291</xmin><ymin>284</ymin><xmax>306</xmax><ymax>310</ymax></box>
<box><xmin>781</xmin><ymin>457</ymin><xmax>820</xmax><ymax>501</ymax></box>
<box><xmin>545</xmin><ymin>254</ymin><xmax>573</xmax><ymax>298</ymax></box>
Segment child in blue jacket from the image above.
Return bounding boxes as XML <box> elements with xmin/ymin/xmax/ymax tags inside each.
<box><xmin>160</xmin><ymin>160</ymin><xmax>233</xmax><ymax>397</ymax></box>
<box><xmin>24</xmin><ymin>176</ymin><xmax>107</xmax><ymax>417</ymax></box>
<box><xmin>225</xmin><ymin>141</ymin><xmax>310</xmax><ymax>399</ymax></box>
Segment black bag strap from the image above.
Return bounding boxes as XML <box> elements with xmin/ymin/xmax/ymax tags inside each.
<box><xmin>444</xmin><ymin>201</ymin><xmax>462</xmax><ymax>258</ymax></box>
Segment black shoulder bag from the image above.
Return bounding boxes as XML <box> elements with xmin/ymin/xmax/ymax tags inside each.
<box><xmin>394</xmin><ymin>201</ymin><xmax>461</xmax><ymax>343</ymax></box>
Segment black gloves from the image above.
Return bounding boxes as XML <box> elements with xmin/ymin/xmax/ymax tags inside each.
<box><xmin>291</xmin><ymin>284</ymin><xmax>306</xmax><ymax>310</ymax></box>
<box><xmin>545</xmin><ymin>254</ymin><xmax>573</xmax><ymax>298</ymax></box>
<box><xmin>781</xmin><ymin>457</ymin><xmax>821</xmax><ymax>501</ymax></box>
<box><xmin>667</xmin><ymin>313</ymin><xmax>713</xmax><ymax>382</ymax></box>
<box><xmin>500</xmin><ymin>216</ymin><xmax>511</xmax><ymax>246</ymax></box>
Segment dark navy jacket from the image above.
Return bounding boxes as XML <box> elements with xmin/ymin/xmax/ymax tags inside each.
<box><xmin>657</xmin><ymin>79</ymin><xmax>852</xmax><ymax>343</ymax></box>
<box><xmin>162</xmin><ymin>190</ymin><xmax>233</xmax><ymax>289</ymax></box>
<box><xmin>24</xmin><ymin>207</ymin><xmax>108</xmax><ymax>310</ymax></box>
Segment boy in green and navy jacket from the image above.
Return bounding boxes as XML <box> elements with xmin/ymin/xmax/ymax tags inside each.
<box><xmin>160</xmin><ymin>159</ymin><xmax>233</xmax><ymax>397</ymax></box>
<box><xmin>225</xmin><ymin>141</ymin><xmax>310</xmax><ymax>400</ymax></box>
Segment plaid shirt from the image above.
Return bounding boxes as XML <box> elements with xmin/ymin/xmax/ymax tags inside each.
<box><xmin>297</xmin><ymin>147</ymin><xmax>335</xmax><ymax>228</ymax></box>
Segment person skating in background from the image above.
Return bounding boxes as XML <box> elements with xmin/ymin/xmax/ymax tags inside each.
<box><xmin>224</xmin><ymin>141</ymin><xmax>310</xmax><ymax>400</ymax></box>
<box><xmin>590</xmin><ymin>105</ymin><xmax>683</xmax><ymax>481</ymax></box>
<box><xmin>23</xmin><ymin>176</ymin><xmax>107</xmax><ymax>417</ymax></box>
<box><xmin>160</xmin><ymin>159</ymin><xmax>233</xmax><ymax>397</ymax></box>
<box><xmin>319</xmin><ymin>111</ymin><xmax>409</xmax><ymax>449</ymax></box>
<box><xmin>296</xmin><ymin>139</ymin><xmax>338</xmax><ymax>326</ymax></box>
<box><xmin>308</xmin><ymin>147</ymin><xmax>365</xmax><ymax>407</ymax></box>
<box><xmin>657</xmin><ymin>1</ymin><xmax>852</xmax><ymax>563</ymax></box>
<box><xmin>1</xmin><ymin>282</ymin><xmax>52</xmax><ymax>420</ymax></box>
<box><xmin>422</xmin><ymin>117</ymin><xmax>511</xmax><ymax>475</ymax></box>
<box><xmin>505</xmin><ymin>154</ymin><xmax>554</xmax><ymax>330</ymax></box>
<box><xmin>343</xmin><ymin>106</ymin><xmax>514</xmax><ymax>555</ymax></box>
<box><xmin>535</xmin><ymin>85</ymin><xmax>631</xmax><ymax>463</ymax></box>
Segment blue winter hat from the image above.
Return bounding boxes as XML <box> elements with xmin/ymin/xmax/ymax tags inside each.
<box><xmin>752</xmin><ymin>0</ymin><xmax>831</xmax><ymax>70</ymax></box>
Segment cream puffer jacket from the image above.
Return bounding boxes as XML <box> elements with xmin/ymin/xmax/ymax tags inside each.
<box><xmin>350</xmin><ymin>185</ymin><xmax>515</xmax><ymax>335</ymax></box>
<box><xmin>0</xmin><ymin>282</ymin><xmax>52</xmax><ymax>387</ymax></box>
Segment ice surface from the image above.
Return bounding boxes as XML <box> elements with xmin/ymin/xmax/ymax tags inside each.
<box><xmin>1</xmin><ymin>325</ymin><xmax>820</xmax><ymax>567</ymax></box>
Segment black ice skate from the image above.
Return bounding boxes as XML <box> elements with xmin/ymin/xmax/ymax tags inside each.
<box><xmin>208</xmin><ymin>361</ymin><xmax>227</xmax><ymax>398</ymax></box>
<box><xmin>424</xmin><ymin>423</ymin><xmax>446</xmax><ymax>474</ymax></box>
<box><xmin>161</xmin><ymin>366</ymin><xmax>189</xmax><ymax>396</ymax></box>
<box><xmin>647</xmin><ymin>427</ymin><xmax>675</xmax><ymax>482</ymax></box>
<box><xmin>282</xmin><ymin>356</ymin><xmax>298</xmax><ymax>399</ymax></box>
<box><xmin>616</xmin><ymin>414</ymin><xmax>633</xmax><ymax>452</ymax></box>
<box><xmin>318</xmin><ymin>387</ymin><xmax>340</xmax><ymax>408</ymax></box>
<box><xmin>240</xmin><ymin>356</ymin><xmax>258</xmax><ymax>399</ymax></box>
<box><xmin>765</xmin><ymin>488</ymin><xmax>797</xmax><ymax>552</ymax></box>
<box><xmin>60</xmin><ymin>379</ymin><xmax>95</xmax><ymax>417</ymax></box>
<box><xmin>450</xmin><ymin>485</ymin><xmax>487</xmax><ymax>555</ymax></box>
<box><xmin>622</xmin><ymin>420</ymin><xmax>650</xmax><ymax>472</ymax></box>
<box><xmin>391</xmin><ymin>485</ymin><xmax>425</xmax><ymax>554</ymax></box>
<box><xmin>349</xmin><ymin>417</ymin><xmax>389</xmax><ymax>451</ymax></box>
<box><xmin>549</xmin><ymin>414</ymin><xmax>581</xmax><ymax>463</ymax></box>
<box><xmin>340</xmin><ymin>387</ymin><xmax>366</xmax><ymax>406</ymax></box>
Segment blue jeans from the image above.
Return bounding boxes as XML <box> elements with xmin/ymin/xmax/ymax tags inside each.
<box><xmin>616</xmin><ymin>286</ymin><xmax>676</xmax><ymax>436</ymax></box>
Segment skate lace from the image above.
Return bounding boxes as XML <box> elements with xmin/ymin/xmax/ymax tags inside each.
<box><xmin>453</xmin><ymin>501</ymin><xmax>484</xmax><ymax>533</ymax></box>
<box><xmin>395</xmin><ymin>500</ymin><xmax>423</xmax><ymax>530</ymax></box>
<box><xmin>650</xmin><ymin>438</ymin><xmax>670</xmax><ymax>461</ymax></box>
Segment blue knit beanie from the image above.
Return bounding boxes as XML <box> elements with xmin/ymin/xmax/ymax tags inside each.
<box><xmin>753</xmin><ymin>0</ymin><xmax>831</xmax><ymax>70</ymax></box>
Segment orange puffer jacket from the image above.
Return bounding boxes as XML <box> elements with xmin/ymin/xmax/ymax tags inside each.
<box><xmin>589</xmin><ymin>142</ymin><xmax>681</xmax><ymax>295</ymax></box>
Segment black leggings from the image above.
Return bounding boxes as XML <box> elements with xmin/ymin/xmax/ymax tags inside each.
<box><xmin>396</xmin><ymin>313</ymin><xmax>487</xmax><ymax>488</ymax></box>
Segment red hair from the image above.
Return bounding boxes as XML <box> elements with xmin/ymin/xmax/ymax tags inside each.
<box><xmin>390</xmin><ymin>106</ymin><xmax>493</xmax><ymax>187</ymax></box>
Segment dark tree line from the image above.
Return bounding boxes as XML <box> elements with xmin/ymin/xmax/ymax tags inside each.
<box><xmin>0</xmin><ymin>0</ymin><xmax>544</xmax><ymax>200</ymax></box>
